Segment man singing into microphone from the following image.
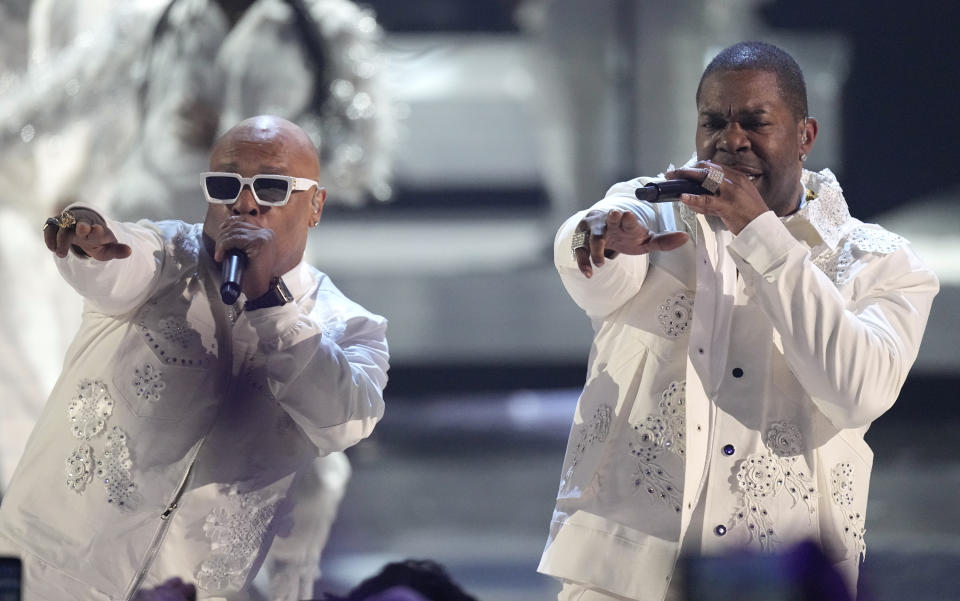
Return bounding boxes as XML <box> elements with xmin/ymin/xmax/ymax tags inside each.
<box><xmin>0</xmin><ymin>115</ymin><xmax>388</xmax><ymax>600</ymax></box>
<box><xmin>538</xmin><ymin>42</ymin><xmax>938</xmax><ymax>601</ymax></box>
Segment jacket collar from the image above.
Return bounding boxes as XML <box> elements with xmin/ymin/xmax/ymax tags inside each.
<box><xmin>784</xmin><ymin>168</ymin><xmax>852</xmax><ymax>250</ymax></box>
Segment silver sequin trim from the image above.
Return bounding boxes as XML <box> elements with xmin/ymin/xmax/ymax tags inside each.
<box><xmin>65</xmin><ymin>444</ymin><xmax>94</xmax><ymax>493</ymax></box>
<box><xmin>831</xmin><ymin>462</ymin><xmax>866</xmax><ymax>561</ymax></box>
<box><xmin>657</xmin><ymin>291</ymin><xmax>694</xmax><ymax>337</ymax></box>
<box><xmin>96</xmin><ymin>426</ymin><xmax>137</xmax><ymax>509</ymax></box>
<box><xmin>195</xmin><ymin>486</ymin><xmax>280</xmax><ymax>593</ymax></box>
<box><xmin>67</xmin><ymin>380</ymin><xmax>115</xmax><ymax>440</ymax></box>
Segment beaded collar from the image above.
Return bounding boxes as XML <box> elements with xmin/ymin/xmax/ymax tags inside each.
<box><xmin>785</xmin><ymin>168</ymin><xmax>852</xmax><ymax>250</ymax></box>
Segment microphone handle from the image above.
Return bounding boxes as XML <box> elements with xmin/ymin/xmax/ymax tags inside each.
<box><xmin>220</xmin><ymin>249</ymin><xmax>247</xmax><ymax>305</ymax></box>
<box><xmin>635</xmin><ymin>179</ymin><xmax>711</xmax><ymax>202</ymax></box>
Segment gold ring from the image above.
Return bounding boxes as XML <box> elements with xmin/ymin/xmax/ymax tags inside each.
<box><xmin>57</xmin><ymin>210</ymin><xmax>78</xmax><ymax>230</ymax></box>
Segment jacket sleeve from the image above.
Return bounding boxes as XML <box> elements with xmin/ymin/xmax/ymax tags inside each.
<box><xmin>554</xmin><ymin>179</ymin><xmax>661</xmax><ymax>320</ymax></box>
<box><xmin>245</xmin><ymin>298</ymin><xmax>388</xmax><ymax>455</ymax></box>
<box><xmin>54</xmin><ymin>206</ymin><xmax>165</xmax><ymax>316</ymax></box>
<box><xmin>728</xmin><ymin>212</ymin><xmax>939</xmax><ymax>429</ymax></box>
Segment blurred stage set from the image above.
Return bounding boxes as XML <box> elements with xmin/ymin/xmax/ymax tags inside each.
<box><xmin>4</xmin><ymin>0</ymin><xmax>959</xmax><ymax>600</ymax></box>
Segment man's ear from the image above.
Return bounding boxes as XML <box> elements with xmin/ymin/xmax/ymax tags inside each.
<box><xmin>800</xmin><ymin>116</ymin><xmax>818</xmax><ymax>154</ymax></box>
<box><xmin>312</xmin><ymin>187</ymin><xmax>326</xmax><ymax>212</ymax></box>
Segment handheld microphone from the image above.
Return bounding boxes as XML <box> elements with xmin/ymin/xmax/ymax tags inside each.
<box><xmin>220</xmin><ymin>249</ymin><xmax>247</xmax><ymax>305</ymax></box>
<box><xmin>635</xmin><ymin>179</ymin><xmax>713</xmax><ymax>203</ymax></box>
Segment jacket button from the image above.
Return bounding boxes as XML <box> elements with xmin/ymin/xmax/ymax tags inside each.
<box><xmin>732</xmin><ymin>367</ymin><xmax>744</xmax><ymax>378</ymax></box>
<box><xmin>722</xmin><ymin>444</ymin><xmax>735</xmax><ymax>456</ymax></box>
<box><xmin>714</xmin><ymin>524</ymin><xmax>727</xmax><ymax>536</ymax></box>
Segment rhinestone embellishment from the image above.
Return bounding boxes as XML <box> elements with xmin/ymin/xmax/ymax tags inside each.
<box><xmin>67</xmin><ymin>380</ymin><xmax>115</xmax><ymax>440</ymax></box>
<box><xmin>765</xmin><ymin>421</ymin><xmax>804</xmax><ymax>457</ymax></box>
<box><xmin>157</xmin><ymin>316</ymin><xmax>193</xmax><ymax>351</ymax></box>
<box><xmin>65</xmin><ymin>444</ymin><xmax>94</xmax><ymax>493</ymax></box>
<box><xmin>627</xmin><ymin>381</ymin><xmax>686</xmax><ymax>512</ymax></box>
<box><xmin>657</xmin><ymin>292</ymin><xmax>694</xmax><ymax>337</ymax></box>
<box><xmin>831</xmin><ymin>462</ymin><xmax>866</xmax><ymax>561</ymax></box>
<box><xmin>726</xmin><ymin>422</ymin><xmax>817</xmax><ymax>550</ymax></box>
<box><xmin>96</xmin><ymin>426</ymin><xmax>137</xmax><ymax>508</ymax></box>
<box><xmin>132</xmin><ymin>363</ymin><xmax>166</xmax><ymax>403</ymax></box>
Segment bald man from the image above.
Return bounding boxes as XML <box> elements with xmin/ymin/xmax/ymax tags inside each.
<box><xmin>0</xmin><ymin>116</ymin><xmax>389</xmax><ymax>601</ymax></box>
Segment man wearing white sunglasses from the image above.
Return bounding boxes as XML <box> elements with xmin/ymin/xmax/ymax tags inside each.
<box><xmin>0</xmin><ymin>115</ymin><xmax>389</xmax><ymax>601</ymax></box>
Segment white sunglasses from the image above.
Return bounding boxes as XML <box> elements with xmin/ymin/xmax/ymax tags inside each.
<box><xmin>201</xmin><ymin>172</ymin><xmax>322</xmax><ymax>207</ymax></box>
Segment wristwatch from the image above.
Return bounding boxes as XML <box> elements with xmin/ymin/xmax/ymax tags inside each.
<box><xmin>244</xmin><ymin>277</ymin><xmax>293</xmax><ymax>311</ymax></box>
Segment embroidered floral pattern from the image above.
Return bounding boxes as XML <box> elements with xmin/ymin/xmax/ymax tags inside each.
<box><xmin>132</xmin><ymin>363</ymin><xmax>166</xmax><ymax>404</ymax></box>
<box><xmin>627</xmin><ymin>381</ymin><xmax>685</xmax><ymax>512</ymax></box>
<box><xmin>564</xmin><ymin>404</ymin><xmax>613</xmax><ymax>481</ymax></box>
<box><xmin>67</xmin><ymin>380</ymin><xmax>114</xmax><ymax>440</ymax></box>
<box><xmin>65</xmin><ymin>444</ymin><xmax>94</xmax><ymax>493</ymax></box>
<box><xmin>195</xmin><ymin>486</ymin><xmax>280</xmax><ymax>592</ymax></box>
<box><xmin>729</xmin><ymin>423</ymin><xmax>817</xmax><ymax>551</ymax></box>
<box><xmin>657</xmin><ymin>292</ymin><xmax>694</xmax><ymax>337</ymax></box>
<box><xmin>96</xmin><ymin>426</ymin><xmax>137</xmax><ymax>509</ymax></box>
<box><xmin>765</xmin><ymin>421</ymin><xmax>804</xmax><ymax>457</ymax></box>
<box><xmin>831</xmin><ymin>463</ymin><xmax>866</xmax><ymax>561</ymax></box>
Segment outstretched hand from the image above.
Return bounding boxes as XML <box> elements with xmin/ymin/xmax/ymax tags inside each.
<box><xmin>43</xmin><ymin>209</ymin><xmax>132</xmax><ymax>261</ymax></box>
<box><xmin>573</xmin><ymin>209</ymin><xmax>688</xmax><ymax>278</ymax></box>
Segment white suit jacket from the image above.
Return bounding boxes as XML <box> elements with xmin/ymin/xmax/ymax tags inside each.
<box><xmin>538</xmin><ymin>169</ymin><xmax>938</xmax><ymax>600</ymax></box>
<box><xmin>0</xmin><ymin>215</ymin><xmax>388</xmax><ymax>601</ymax></box>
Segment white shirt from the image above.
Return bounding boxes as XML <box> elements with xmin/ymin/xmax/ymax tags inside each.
<box><xmin>0</xmin><ymin>213</ymin><xmax>388</xmax><ymax>601</ymax></box>
<box><xmin>538</xmin><ymin>169</ymin><xmax>939</xmax><ymax>601</ymax></box>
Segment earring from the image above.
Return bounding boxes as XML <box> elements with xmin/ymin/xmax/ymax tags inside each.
<box><xmin>800</xmin><ymin>153</ymin><xmax>808</xmax><ymax>161</ymax></box>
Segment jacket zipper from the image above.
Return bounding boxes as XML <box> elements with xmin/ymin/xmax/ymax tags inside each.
<box><xmin>122</xmin><ymin>439</ymin><xmax>205</xmax><ymax>600</ymax></box>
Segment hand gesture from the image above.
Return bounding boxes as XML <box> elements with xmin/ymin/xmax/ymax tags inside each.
<box><xmin>43</xmin><ymin>209</ymin><xmax>132</xmax><ymax>260</ymax></box>
<box><xmin>212</xmin><ymin>217</ymin><xmax>279</xmax><ymax>299</ymax></box>
<box><xmin>667</xmin><ymin>160</ymin><xmax>768</xmax><ymax>234</ymax></box>
<box><xmin>573</xmin><ymin>209</ymin><xmax>688</xmax><ymax>278</ymax></box>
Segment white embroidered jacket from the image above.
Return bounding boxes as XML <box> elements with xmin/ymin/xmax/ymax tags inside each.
<box><xmin>0</xmin><ymin>215</ymin><xmax>388</xmax><ymax>601</ymax></box>
<box><xmin>538</xmin><ymin>169</ymin><xmax>938</xmax><ymax>601</ymax></box>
